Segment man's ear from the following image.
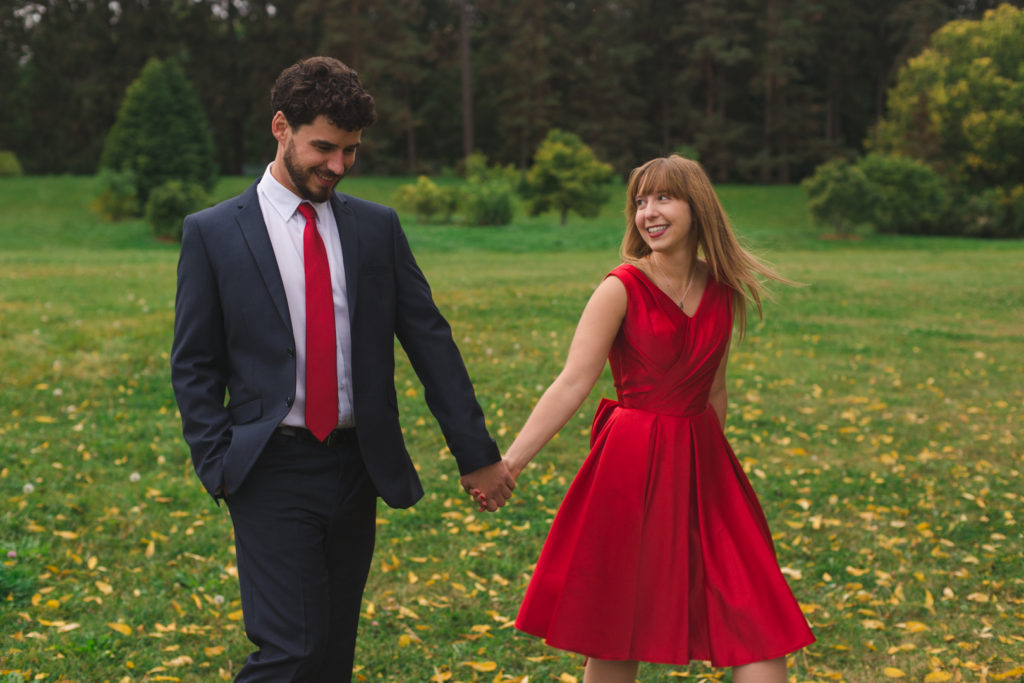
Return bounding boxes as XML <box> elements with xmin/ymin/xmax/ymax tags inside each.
<box><xmin>271</xmin><ymin>111</ymin><xmax>291</xmax><ymax>144</ymax></box>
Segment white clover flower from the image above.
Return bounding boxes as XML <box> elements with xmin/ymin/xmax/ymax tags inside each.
<box><xmin>22</xmin><ymin>483</ymin><xmax>35</xmax><ymax>494</ymax></box>
<box><xmin>129</xmin><ymin>472</ymin><xmax>141</xmax><ymax>483</ymax></box>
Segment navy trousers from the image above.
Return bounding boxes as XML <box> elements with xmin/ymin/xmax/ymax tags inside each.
<box><xmin>226</xmin><ymin>429</ymin><xmax>377</xmax><ymax>682</ymax></box>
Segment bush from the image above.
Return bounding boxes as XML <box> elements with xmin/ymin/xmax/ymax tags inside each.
<box><xmin>0</xmin><ymin>150</ymin><xmax>23</xmax><ymax>176</ymax></box>
<box><xmin>460</xmin><ymin>153</ymin><xmax>517</xmax><ymax>226</ymax></box>
<box><xmin>393</xmin><ymin>176</ymin><xmax>459</xmax><ymax>223</ymax></box>
<box><xmin>90</xmin><ymin>168</ymin><xmax>139</xmax><ymax>220</ymax></box>
<box><xmin>463</xmin><ymin>152</ymin><xmax>520</xmax><ymax>186</ymax></box>
<box><xmin>856</xmin><ymin>153</ymin><xmax>950</xmax><ymax>235</ymax></box>
<box><xmin>801</xmin><ymin>158</ymin><xmax>874</xmax><ymax>237</ymax></box>
<box><xmin>100</xmin><ymin>58</ymin><xmax>217</xmax><ymax>207</ymax></box>
<box><xmin>962</xmin><ymin>185</ymin><xmax>1024</xmax><ymax>238</ymax></box>
<box><xmin>804</xmin><ymin>154</ymin><xmax>953</xmax><ymax>236</ymax></box>
<box><xmin>145</xmin><ymin>180</ymin><xmax>208</xmax><ymax>241</ymax></box>
<box><xmin>462</xmin><ymin>180</ymin><xmax>515</xmax><ymax>226</ymax></box>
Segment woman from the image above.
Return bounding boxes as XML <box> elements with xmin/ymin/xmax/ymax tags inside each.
<box><xmin>475</xmin><ymin>155</ymin><xmax>814</xmax><ymax>682</ymax></box>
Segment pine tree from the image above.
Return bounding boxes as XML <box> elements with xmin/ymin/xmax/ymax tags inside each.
<box><xmin>100</xmin><ymin>57</ymin><xmax>217</xmax><ymax>205</ymax></box>
<box><xmin>521</xmin><ymin>129</ymin><xmax>613</xmax><ymax>226</ymax></box>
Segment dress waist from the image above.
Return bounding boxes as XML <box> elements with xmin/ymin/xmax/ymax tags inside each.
<box><xmin>609</xmin><ymin>399</ymin><xmax>710</xmax><ymax>420</ymax></box>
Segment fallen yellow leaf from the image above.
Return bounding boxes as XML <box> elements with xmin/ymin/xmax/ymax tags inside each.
<box><xmin>164</xmin><ymin>655</ymin><xmax>194</xmax><ymax>667</ymax></box>
<box><xmin>861</xmin><ymin>619</ymin><xmax>886</xmax><ymax>630</ymax></box>
<box><xmin>227</xmin><ymin>610</ymin><xmax>243</xmax><ymax>621</ymax></box>
<box><xmin>884</xmin><ymin>668</ymin><xmax>906</xmax><ymax>678</ymax></box>
<box><xmin>108</xmin><ymin>622</ymin><xmax>132</xmax><ymax>636</ymax></box>
<box><xmin>95</xmin><ymin>580</ymin><xmax>113</xmax><ymax>595</ymax></box>
<box><xmin>900</xmin><ymin>621</ymin><xmax>929</xmax><ymax>633</ymax></box>
<box><xmin>204</xmin><ymin>646</ymin><xmax>225</xmax><ymax>657</ymax></box>
<box><xmin>463</xmin><ymin>661</ymin><xmax>498</xmax><ymax>672</ymax></box>
<box><xmin>993</xmin><ymin>667</ymin><xmax>1024</xmax><ymax>681</ymax></box>
<box><xmin>924</xmin><ymin>673</ymin><xmax>953</xmax><ymax>682</ymax></box>
<box><xmin>559</xmin><ymin>675</ymin><xmax>578</xmax><ymax>683</ymax></box>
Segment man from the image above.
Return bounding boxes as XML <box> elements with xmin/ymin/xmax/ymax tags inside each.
<box><xmin>170</xmin><ymin>56</ymin><xmax>514</xmax><ymax>681</ymax></box>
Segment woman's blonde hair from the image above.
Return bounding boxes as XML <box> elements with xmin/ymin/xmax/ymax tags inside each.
<box><xmin>621</xmin><ymin>155</ymin><xmax>790</xmax><ymax>338</ymax></box>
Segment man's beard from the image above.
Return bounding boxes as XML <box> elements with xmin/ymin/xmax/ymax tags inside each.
<box><xmin>283</xmin><ymin>139</ymin><xmax>342</xmax><ymax>203</ymax></box>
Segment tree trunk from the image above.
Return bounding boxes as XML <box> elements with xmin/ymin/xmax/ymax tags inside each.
<box><xmin>762</xmin><ymin>73</ymin><xmax>774</xmax><ymax>183</ymax></box>
<box><xmin>405</xmin><ymin>86</ymin><xmax>416</xmax><ymax>173</ymax></box>
<box><xmin>459</xmin><ymin>0</ymin><xmax>474</xmax><ymax>159</ymax></box>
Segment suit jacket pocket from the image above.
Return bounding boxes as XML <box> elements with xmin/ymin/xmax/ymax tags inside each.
<box><xmin>228</xmin><ymin>397</ymin><xmax>262</xmax><ymax>425</ymax></box>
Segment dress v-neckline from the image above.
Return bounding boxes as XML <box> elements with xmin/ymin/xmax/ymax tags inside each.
<box><xmin>626</xmin><ymin>263</ymin><xmax>711</xmax><ymax>320</ymax></box>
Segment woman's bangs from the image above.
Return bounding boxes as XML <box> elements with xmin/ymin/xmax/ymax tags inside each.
<box><xmin>634</xmin><ymin>160</ymin><xmax>686</xmax><ymax>201</ymax></box>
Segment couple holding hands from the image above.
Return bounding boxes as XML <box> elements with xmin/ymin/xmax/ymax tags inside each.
<box><xmin>170</xmin><ymin>56</ymin><xmax>813</xmax><ymax>683</ymax></box>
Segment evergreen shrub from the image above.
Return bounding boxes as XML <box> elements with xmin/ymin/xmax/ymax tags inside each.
<box><xmin>462</xmin><ymin>153</ymin><xmax>517</xmax><ymax>226</ymax></box>
<box><xmin>462</xmin><ymin>180</ymin><xmax>514</xmax><ymax>226</ymax></box>
<box><xmin>857</xmin><ymin>153</ymin><xmax>950</xmax><ymax>235</ymax></box>
<box><xmin>0</xmin><ymin>151</ymin><xmax>23</xmax><ymax>176</ymax></box>
<box><xmin>100</xmin><ymin>58</ymin><xmax>217</xmax><ymax>210</ymax></box>
<box><xmin>801</xmin><ymin>159</ymin><xmax>874</xmax><ymax>237</ymax></box>
<box><xmin>963</xmin><ymin>185</ymin><xmax>1024</xmax><ymax>238</ymax></box>
<box><xmin>91</xmin><ymin>168</ymin><xmax>139</xmax><ymax>220</ymax></box>
<box><xmin>145</xmin><ymin>180</ymin><xmax>207</xmax><ymax>241</ymax></box>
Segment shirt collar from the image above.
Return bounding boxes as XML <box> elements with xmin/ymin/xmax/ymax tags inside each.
<box><xmin>258</xmin><ymin>163</ymin><xmax>331</xmax><ymax>224</ymax></box>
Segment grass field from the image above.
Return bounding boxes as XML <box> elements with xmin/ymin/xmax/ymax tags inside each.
<box><xmin>1</xmin><ymin>175</ymin><xmax>1022</xmax><ymax>682</ymax></box>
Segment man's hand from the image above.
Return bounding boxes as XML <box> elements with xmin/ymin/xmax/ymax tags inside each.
<box><xmin>460</xmin><ymin>460</ymin><xmax>515</xmax><ymax>512</ymax></box>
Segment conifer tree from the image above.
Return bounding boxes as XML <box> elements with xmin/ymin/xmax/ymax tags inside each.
<box><xmin>100</xmin><ymin>58</ymin><xmax>217</xmax><ymax>206</ymax></box>
<box><xmin>521</xmin><ymin>129</ymin><xmax>613</xmax><ymax>226</ymax></box>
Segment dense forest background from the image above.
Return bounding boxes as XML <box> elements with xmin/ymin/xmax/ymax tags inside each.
<box><xmin>1</xmin><ymin>0</ymin><xmax>1020</xmax><ymax>181</ymax></box>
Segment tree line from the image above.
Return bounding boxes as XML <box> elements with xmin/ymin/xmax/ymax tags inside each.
<box><xmin>1</xmin><ymin>0</ymin><xmax>1019</xmax><ymax>182</ymax></box>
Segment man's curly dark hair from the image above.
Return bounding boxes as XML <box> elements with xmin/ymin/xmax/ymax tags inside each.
<box><xmin>271</xmin><ymin>56</ymin><xmax>377</xmax><ymax>132</ymax></box>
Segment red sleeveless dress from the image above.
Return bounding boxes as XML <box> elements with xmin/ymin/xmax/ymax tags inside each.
<box><xmin>514</xmin><ymin>264</ymin><xmax>815</xmax><ymax>667</ymax></box>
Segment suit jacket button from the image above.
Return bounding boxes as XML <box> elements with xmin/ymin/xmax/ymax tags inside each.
<box><xmin>286</xmin><ymin>396</ymin><xmax>294</xmax><ymax>407</ymax></box>
<box><xmin>287</xmin><ymin>347</ymin><xmax>295</xmax><ymax>357</ymax></box>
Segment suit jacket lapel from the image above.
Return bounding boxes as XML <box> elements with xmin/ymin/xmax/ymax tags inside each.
<box><xmin>235</xmin><ymin>182</ymin><xmax>292</xmax><ymax>332</ymax></box>
<box><xmin>332</xmin><ymin>193</ymin><xmax>359</xmax><ymax>320</ymax></box>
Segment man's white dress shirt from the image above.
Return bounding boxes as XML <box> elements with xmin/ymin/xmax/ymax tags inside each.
<box><xmin>257</xmin><ymin>164</ymin><xmax>355</xmax><ymax>429</ymax></box>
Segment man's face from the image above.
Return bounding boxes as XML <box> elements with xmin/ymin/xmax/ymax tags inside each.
<box><xmin>272</xmin><ymin>112</ymin><xmax>362</xmax><ymax>203</ymax></box>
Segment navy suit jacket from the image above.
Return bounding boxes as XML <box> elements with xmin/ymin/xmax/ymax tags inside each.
<box><xmin>170</xmin><ymin>181</ymin><xmax>500</xmax><ymax>508</ymax></box>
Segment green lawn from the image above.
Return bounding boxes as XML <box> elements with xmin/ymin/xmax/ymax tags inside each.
<box><xmin>1</xmin><ymin>176</ymin><xmax>1022</xmax><ymax>682</ymax></box>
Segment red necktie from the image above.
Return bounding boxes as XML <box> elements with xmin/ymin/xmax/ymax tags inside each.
<box><xmin>298</xmin><ymin>202</ymin><xmax>338</xmax><ymax>441</ymax></box>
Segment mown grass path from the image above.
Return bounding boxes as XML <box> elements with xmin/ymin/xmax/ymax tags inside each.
<box><xmin>1</xmin><ymin>176</ymin><xmax>1022</xmax><ymax>682</ymax></box>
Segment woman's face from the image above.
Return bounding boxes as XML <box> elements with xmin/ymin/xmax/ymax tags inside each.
<box><xmin>633</xmin><ymin>192</ymin><xmax>693</xmax><ymax>254</ymax></box>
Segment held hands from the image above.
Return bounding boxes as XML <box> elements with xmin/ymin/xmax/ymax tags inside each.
<box><xmin>460</xmin><ymin>459</ymin><xmax>516</xmax><ymax>512</ymax></box>
<box><xmin>463</xmin><ymin>456</ymin><xmax>525</xmax><ymax>512</ymax></box>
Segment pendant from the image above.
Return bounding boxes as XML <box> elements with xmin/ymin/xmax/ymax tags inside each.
<box><xmin>678</xmin><ymin>301</ymin><xmax>686</xmax><ymax>311</ymax></box>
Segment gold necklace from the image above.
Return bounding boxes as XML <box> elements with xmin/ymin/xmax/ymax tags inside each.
<box><xmin>650</xmin><ymin>256</ymin><xmax>697</xmax><ymax>311</ymax></box>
